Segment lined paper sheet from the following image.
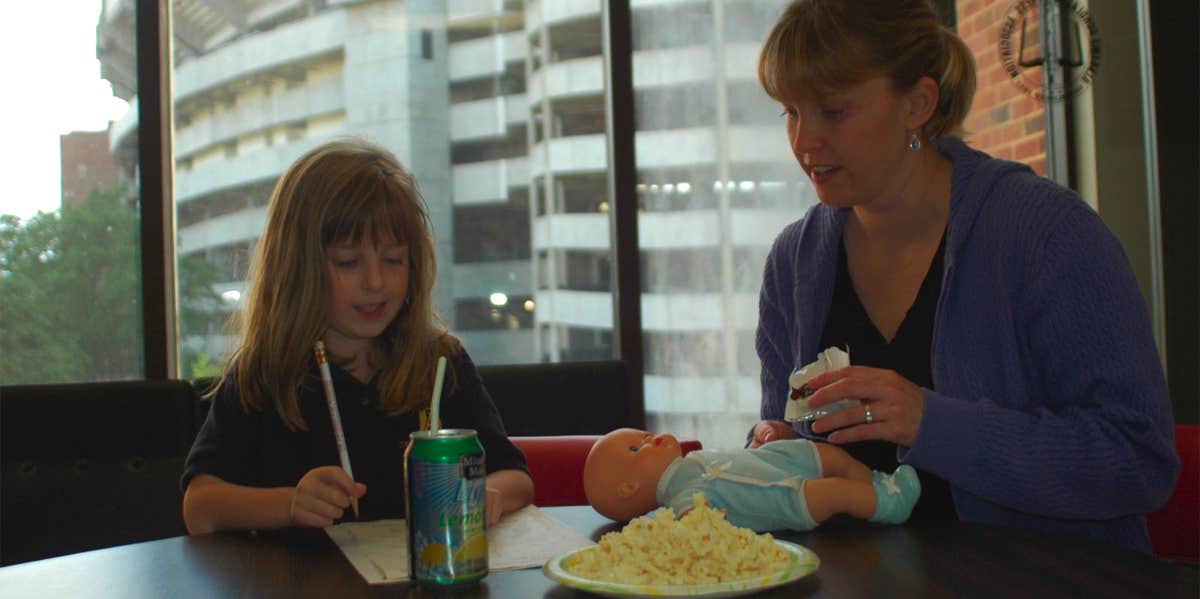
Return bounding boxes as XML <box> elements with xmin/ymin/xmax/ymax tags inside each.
<box><xmin>326</xmin><ymin>505</ymin><xmax>595</xmax><ymax>585</ymax></box>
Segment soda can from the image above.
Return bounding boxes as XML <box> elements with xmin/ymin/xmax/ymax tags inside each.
<box><xmin>404</xmin><ymin>429</ymin><xmax>488</xmax><ymax>585</ymax></box>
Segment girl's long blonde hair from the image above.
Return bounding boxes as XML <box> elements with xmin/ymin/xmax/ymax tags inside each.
<box><xmin>758</xmin><ymin>0</ymin><xmax>976</xmax><ymax>141</ymax></box>
<box><xmin>213</xmin><ymin>138</ymin><xmax>460</xmax><ymax>430</ymax></box>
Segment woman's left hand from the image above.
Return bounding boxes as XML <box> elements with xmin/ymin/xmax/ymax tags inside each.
<box><xmin>806</xmin><ymin>366</ymin><xmax>926</xmax><ymax>447</ymax></box>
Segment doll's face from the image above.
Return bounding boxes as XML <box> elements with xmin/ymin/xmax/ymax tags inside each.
<box><xmin>583</xmin><ymin>428</ymin><xmax>683</xmax><ymax>521</ymax></box>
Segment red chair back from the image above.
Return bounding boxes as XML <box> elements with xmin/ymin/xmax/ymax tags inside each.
<box><xmin>1146</xmin><ymin>424</ymin><xmax>1199</xmax><ymax>562</ymax></box>
<box><xmin>513</xmin><ymin>435</ymin><xmax>702</xmax><ymax>507</ymax></box>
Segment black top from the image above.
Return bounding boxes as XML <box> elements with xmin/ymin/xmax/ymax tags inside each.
<box><xmin>182</xmin><ymin>349</ymin><xmax>527</xmax><ymax>522</ymax></box>
<box><xmin>818</xmin><ymin>234</ymin><xmax>956</xmax><ymax>520</ymax></box>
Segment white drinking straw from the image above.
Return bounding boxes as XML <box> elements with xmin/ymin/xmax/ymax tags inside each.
<box><xmin>428</xmin><ymin>356</ymin><xmax>447</xmax><ymax>431</ymax></box>
<box><xmin>314</xmin><ymin>340</ymin><xmax>358</xmax><ymax>518</ymax></box>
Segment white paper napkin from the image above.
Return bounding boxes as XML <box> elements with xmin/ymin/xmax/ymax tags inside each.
<box><xmin>784</xmin><ymin>346</ymin><xmax>857</xmax><ymax>422</ymax></box>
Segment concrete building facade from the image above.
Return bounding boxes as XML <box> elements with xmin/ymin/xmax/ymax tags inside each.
<box><xmin>98</xmin><ymin>0</ymin><xmax>806</xmax><ymax>447</ymax></box>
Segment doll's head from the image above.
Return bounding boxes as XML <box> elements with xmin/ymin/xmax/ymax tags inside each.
<box><xmin>583</xmin><ymin>428</ymin><xmax>684</xmax><ymax>521</ymax></box>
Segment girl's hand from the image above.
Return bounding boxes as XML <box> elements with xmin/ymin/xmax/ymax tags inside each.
<box><xmin>482</xmin><ymin>469</ymin><xmax>533</xmax><ymax>525</ymax></box>
<box><xmin>485</xmin><ymin>486</ymin><xmax>502</xmax><ymax>526</ymax></box>
<box><xmin>806</xmin><ymin>366</ymin><xmax>926</xmax><ymax>447</ymax></box>
<box><xmin>289</xmin><ymin>466</ymin><xmax>366</xmax><ymax>528</ymax></box>
<box><xmin>749</xmin><ymin>420</ymin><xmax>799</xmax><ymax>448</ymax></box>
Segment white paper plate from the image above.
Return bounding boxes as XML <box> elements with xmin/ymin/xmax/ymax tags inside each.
<box><xmin>542</xmin><ymin>539</ymin><xmax>818</xmax><ymax>598</ymax></box>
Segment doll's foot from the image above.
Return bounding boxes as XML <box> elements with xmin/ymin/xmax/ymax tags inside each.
<box><xmin>870</xmin><ymin>465</ymin><xmax>921</xmax><ymax>524</ymax></box>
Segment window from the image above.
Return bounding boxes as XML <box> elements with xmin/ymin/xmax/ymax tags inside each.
<box><xmin>632</xmin><ymin>0</ymin><xmax>804</xmax><ymax>448</ymax></box>
<box><xmin>42</xmin><ymin>1</ymin><xmax>1190</xmax><ymax>441</ymax></box>
<box><xmin>159</xmin><ymin>1</ymin><xmax>616</xmax><ymax>374</ymax></box>
<box><xmin>0</xmin><ymin>1</ymin><xmax>141</xmax><ymax>385</ymax></box>
<box><xmin>421</xmin><ymin>30</ymin><xmax>434</xmax><ymax>60</ymax></box>
<box><xmin>453</xmin><ymin>198</ymin><xmax>531</xmax><ymax>263</ymax></box>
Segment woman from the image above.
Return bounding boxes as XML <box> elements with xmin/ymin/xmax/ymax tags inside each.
<box><xmin>749</xmin><ymin>0</ymin><xmax>1177</xmax><ymax>552</ymax></box>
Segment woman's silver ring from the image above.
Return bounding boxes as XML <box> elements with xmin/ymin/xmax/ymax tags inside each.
<box><xmin>864</xmin><ymin>404</ymin><xmax>874</xmax><ymax>424</ymax></box>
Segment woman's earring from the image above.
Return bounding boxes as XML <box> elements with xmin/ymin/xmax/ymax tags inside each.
<box><xmin>907</xmin><ymin>132</ymin><xmax>922</xmax><ymax>151</ymax></box>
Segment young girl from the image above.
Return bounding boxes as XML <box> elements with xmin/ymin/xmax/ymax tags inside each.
<box><xmin>182</xmin><ymin>139</ymin><xmax>533</xmax><ymax>534</ymax></box>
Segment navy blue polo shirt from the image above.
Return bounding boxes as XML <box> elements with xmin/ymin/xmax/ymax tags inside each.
<box><xmin>182</xmin><ymin>350</ymin><xmax>527</xmax><ymax>522</ymax></box>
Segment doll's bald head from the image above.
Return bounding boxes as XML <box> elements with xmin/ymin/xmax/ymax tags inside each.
<box><xmin>583</xmin><ymin>428</ymin><xmax>683</xmax><ymax>521</ymax></box>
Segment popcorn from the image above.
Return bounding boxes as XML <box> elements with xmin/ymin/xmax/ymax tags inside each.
<box><xmin>565</xmin><ymin>493</ymin><xmax>790</xmax><ymax>585</ymax></box>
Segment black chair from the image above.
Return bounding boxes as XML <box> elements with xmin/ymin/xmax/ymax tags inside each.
<box><xmin>477</xmin><ymin>360</ymin><xmax>633</xmax><ymax>436</ymax></box>
<box><xmin>0</xmin><ymin>380</ymin><xmax>196</xmax><ymax>565</ymax></box>
<box><xmin>190</xmin><ymin>376</ymin><xmax>220</xmax><ymax>436</ymax></box>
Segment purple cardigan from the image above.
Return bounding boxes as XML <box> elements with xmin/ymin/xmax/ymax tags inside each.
<box><xmin>755</xmin><ymin>137</ymin><xmax>1179</xmax><ymax>552</ymax></box>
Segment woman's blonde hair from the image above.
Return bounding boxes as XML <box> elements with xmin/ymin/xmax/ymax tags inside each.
<box><xmin>214</xmin><ymin>138</ymin><xmax>460</xmax><ymax>430</ymax></box>
<box><xmin>757</xmin><ymin>0</ymin><xmax>976</xmax><ymax>140</ymax></box>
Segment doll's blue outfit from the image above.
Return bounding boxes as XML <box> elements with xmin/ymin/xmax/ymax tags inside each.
<box><xmin>655</xmin><ymin>439</ymin><xmax>918</xmax><ymax>531</ymax></box>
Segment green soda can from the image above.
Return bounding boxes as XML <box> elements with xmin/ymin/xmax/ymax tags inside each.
<box><xmin>404</xmin><ymin>429</ymin><xmax>488</xmax><ymax>585</ymax></box>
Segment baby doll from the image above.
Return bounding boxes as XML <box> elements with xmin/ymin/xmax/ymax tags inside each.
<box><xmin>583</xmin><ymin>428</ymin><xmax>920</xmax><ymax>531</ymax></box>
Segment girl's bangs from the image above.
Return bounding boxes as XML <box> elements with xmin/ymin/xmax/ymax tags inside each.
<box><xmin>322</xmin><ymin>172</ymin><xmax>416</xmax><ymax>249</ymax></box>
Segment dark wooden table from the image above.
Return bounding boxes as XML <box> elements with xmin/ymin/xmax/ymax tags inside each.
<box><xmin>0</xmin><ymin>506</ymin><xmax>1195</xmax><ymax>598</ymax></box>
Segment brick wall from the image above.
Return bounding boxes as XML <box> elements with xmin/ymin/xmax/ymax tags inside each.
<box><xmin>955</xmin><ymin>0</ymin><xmax>1046</xmax><ymax>175</ymax></box>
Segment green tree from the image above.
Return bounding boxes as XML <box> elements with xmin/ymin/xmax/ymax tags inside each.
<box><xmin>0</xmin><ymin>183</ymin><xmax>220</xmax><ymax>384</ymax></box>
<box><xmin>186</xmin><ymin>351</ymin><xmax>224</xmax><ymax>380</ymax></box>
<box><xmin>178</xmin><ymin>251</ymin><xmax>229</xmax><ymax>380</ymax></box>
<box><xmin>1</xmin><ymin>210</ymin><xmax>87</xmax><ymax>382</ymax></box>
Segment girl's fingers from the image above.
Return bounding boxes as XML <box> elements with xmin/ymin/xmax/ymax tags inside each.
<box><xmin>298</xmin><ymin>470</ymin><xmax>361</xmax><ymax>508</ymax></box>
<box><xmin>314</xmin><ymin>466</ymin><xmax>360</xmax><ymax>496</ymax></box>
<box><xmin>302</xmin><ymin>480</ymin><xmax>352</xmax><ymax>508</ymax></box>
<box><xmin>290</xmin><ymin>512</ymin><xmax>326</xmax><ymax>528</ymax></box>
<box><xmin>315</xmin><ymin>466</ymin><xmax>369</xmax><ymax>498</ymax></box>
<box><xmin>290</xmin><ymin>490</ymin><xmax>343</xmax><ymax>527</ymax></box>
<box><xmin>299</xmin><ymin>485</ymin><xmax>350</xmax><ymax>514</ymax></box>
<box><xmin>293</xmin><ymin>502</ymin><xmax>339</xmax><ymax>526</ymax></box>
<box><xmin>486</xmin><ymin>487</ymin><xmax>502</xmax><ymax>525</ymax></box>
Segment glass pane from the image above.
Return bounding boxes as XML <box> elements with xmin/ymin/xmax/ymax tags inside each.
<box><xmin>166</xmin><ymin>1</ymin><xmax>612</xmax><ymax>377</ymax></box>
<box><xmin>957</xmin><ymin>0</ymin><xmax>1051</xmax><ymax>175</ymax></box>
<box><xmin>632</xmin><ymin>0</ymin><xmax>806</xmax><ymax>449</ymax></box>
<box><xmin>1</xmin><ymin>2</ymin><xmax>139</xmax><ymax>384</ymax></box>
<box><xmin>524</xmin><ymin>1</ymin><xmax>614</xmax><ymax>363</ymax></box>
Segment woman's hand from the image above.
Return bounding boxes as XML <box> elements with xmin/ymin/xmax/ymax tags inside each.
<box><xmin>748</xmin><ymin>420</ymin><xmax>799</xmax><ymax>448</ymax></box>
<box><xmin>806</xmin><ymin>366</ymin><xmax>926</xmax><ymax>447</ymax></box>
<box><xmin>289</xmin><ymin>466</ymin><xmax>366</xmax><ymax>528</ymax></box>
